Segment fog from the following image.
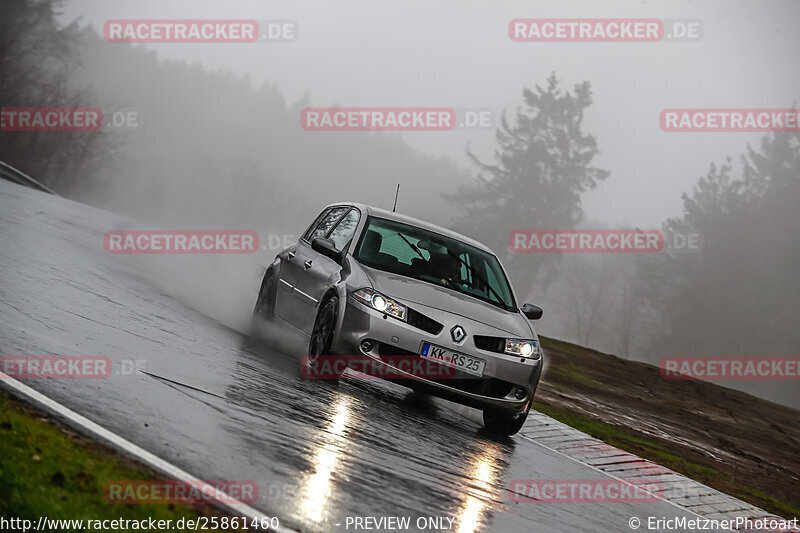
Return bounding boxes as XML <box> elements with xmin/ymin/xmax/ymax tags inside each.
<box><xmin>2</xmin><ymin>0</ymin><xmax>798</xmax><ymax>408</ymax></box>
<box><xmin>58</xmin><ymin>0</ymin><xmax>800</xmax><ymax>226</ymax></box>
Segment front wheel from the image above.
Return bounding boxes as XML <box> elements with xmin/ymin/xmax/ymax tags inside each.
<box><xmin>483</xmin><ymin>403</ymin><xmax>531</xmax><ymax>436</ymax></box>
<box><xmin>306</xmin><ymin>295</ymin><xmax>341</xmax><ymax>381</ymax></box>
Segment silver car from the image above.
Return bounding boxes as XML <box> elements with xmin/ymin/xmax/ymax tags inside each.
<box><xmin>253</xmin><ymin>203</ymin><xmax>544</xmax><ymax>436</ymax></box>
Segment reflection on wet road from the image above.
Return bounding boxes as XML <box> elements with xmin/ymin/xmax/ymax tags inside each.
<box><xmin>299</xmin><ymin>395</ymin><xmax>351</xmax><ymax>525</ymax></box>
<box><xmin>0</xmin><ymin>182</ymin><xmax>713</xmax><ymax>532</ymax></box>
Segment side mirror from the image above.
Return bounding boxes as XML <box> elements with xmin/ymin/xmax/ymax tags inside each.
<box><xmin>311</xmin><ymin>237</ymin><xmax>344</xmax><ymax>264</ymax></box>
<box><xmin>521</xmin><ymin>303</ymin><xmax>543</xmax><ymax>320</ymax></box>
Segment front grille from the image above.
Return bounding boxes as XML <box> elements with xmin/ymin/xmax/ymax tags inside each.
<box><xmin>474</xmin><ymin>335</ymin><xmax>505</xmax><ymax>354</ymax></box>
<box><xmin>432</xmin><ymin>377</ymin><xmax>515</xmax><ymax>398</ymax></box>
<box><xmin>375</xmin><ymin>342</ymin><xmax>515</xmax><ymax>399</ymax></box>
<box><xmin>406</xmin><ymin>308</ymin><xmax>443</xmax><ymax>335</ymax></box>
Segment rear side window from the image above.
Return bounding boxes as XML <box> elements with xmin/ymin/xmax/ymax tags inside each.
<box><xmin>306</xmin><ymin>206</ymin><xmax>348</xmax><ymax>241</ymax></box>
<box><xmin>327</xmin><ymin>209</ymin><xmax>361</xmax><ymax>251</ymax></box>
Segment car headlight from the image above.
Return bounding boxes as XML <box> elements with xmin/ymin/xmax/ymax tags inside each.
<box><xmin>505</xmin><ymin>339</ymin><xmax>540</xmax><ymax>358</ymax></box>
<box><xmin>351</xmin><ymin>288</ymin><xmax>407</xmax><ymax>321</ymax></box>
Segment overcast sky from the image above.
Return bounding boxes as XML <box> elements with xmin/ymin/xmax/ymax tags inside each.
<box><xmin>59</xmin><ymin>0</ymin><xmax>799</xmax><ymax>227</ymax></box>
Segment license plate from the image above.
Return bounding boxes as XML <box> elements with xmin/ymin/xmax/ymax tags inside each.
<box><xmin>420</xmin><ymin>342</ymin><xmax>485</xmax><ymax>377</ymax></box>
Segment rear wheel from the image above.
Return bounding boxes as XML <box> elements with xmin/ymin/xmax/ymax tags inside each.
<box><xmin>483</xmin><ymin>401</ymin><xmax>531</xmax><ymax>436</ymax></box>
<box><xmin>306</xmin><ymin>295</ymin><xmax>340</xmax><ymax>381</ymax></box>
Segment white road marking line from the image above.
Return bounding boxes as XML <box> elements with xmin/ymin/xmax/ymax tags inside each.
<box><xmin>1</xmin><ymin>372</ymin><xmax>297</xmax><ymax>533</ymax></box>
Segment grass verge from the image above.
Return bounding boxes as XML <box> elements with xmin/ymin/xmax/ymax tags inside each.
<box><xmin>0</xmin><ymin>389</ymin><xmax>236</xmax><ymax>531</ymax></box>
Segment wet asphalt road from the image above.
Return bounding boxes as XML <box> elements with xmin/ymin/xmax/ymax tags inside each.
<box><xmin>0</xmin><ymin>181</ymin><xmax>718</xmax><ymax>533</ymax></box>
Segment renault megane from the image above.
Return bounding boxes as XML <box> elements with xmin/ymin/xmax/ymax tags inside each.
<box><xmin>253</xmin><ymin>203</ymin><xmax>544</xmax><ymax>435</ymax></box>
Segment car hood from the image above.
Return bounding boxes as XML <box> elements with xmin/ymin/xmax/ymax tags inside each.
<box><xmin>361</xmin><ymin>265</ymin><xmax>533</xmax><ymax>338</ymax></box>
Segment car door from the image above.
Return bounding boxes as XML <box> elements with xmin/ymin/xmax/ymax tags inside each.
<box><xmin>280</xmin><ymin>206</ymin><xmax>349</xmax><ymax>329</ymax></box>
<box><xmin>275</xmin><ymin>207</ymin><xmax>344</xmax><ymax>322</ymax></box>
<box><xmin>291</xmin><ymin>208</ymin><xmax>361</xmax><ymax>334</ymax></box>
<box><xmin>275</xmin><ymin>237</ymin><xmax>301</xmax><ymax>321</ymax></box>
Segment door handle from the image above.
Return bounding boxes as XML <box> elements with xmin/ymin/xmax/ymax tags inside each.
<box><xmin>304</xmin><ymin>260</ymin><xmax>313</xmax><ymax>269</ymax></box>
<box><xmin>287</xmin><ymin>250</ymin><xmax>296</xmax><ymax>259</ymax></box>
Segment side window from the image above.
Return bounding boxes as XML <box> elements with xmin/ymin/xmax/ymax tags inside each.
<box><xmin>307</xmin><ymin>207</ymin><xmax>348</xmax><ymax>241</ymax></box>
<box><xmin>303</xmin><ymin>208</ymin><xmax>332</xmax><ymax>241</ymax></box>
<box><xmin>327</xmin><ymin>209</ymin><xmax>361</xmax><ymax>251</ymax></box>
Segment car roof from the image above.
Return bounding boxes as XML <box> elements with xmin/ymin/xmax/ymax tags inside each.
<box><xmin>322</xmin><ymin>202</ymin><xmax>494</xmax><ymax>254</ymax></box>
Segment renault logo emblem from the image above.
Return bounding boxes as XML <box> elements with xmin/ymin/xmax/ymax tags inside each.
<box><xmin>451</xmin><ymin>325</ymin><xmax>466</xmax><ymax>343</ymax></box>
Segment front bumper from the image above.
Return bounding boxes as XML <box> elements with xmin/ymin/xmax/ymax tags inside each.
<box><xmin>331</xmin><ymin>295</ymin><xmax>543</xmax><ymax>415</ymax></box>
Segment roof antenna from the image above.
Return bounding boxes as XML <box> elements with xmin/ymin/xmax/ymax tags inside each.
<box><xmin>392</xmin><ymin>183</ymin><xmax>400</xmax><ymax>212</ymax></box>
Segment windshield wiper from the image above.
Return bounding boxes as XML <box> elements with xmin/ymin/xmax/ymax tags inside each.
<box><xmin>396</xmin><ymin>232</ymin><xmax>427</xmax><ymax>261</ymax></box>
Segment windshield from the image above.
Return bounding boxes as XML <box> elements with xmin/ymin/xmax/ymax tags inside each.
<box><xmin>354</xmin><ymin>217</ymin><xmax>516</xmax><ymax>311</ymax></box>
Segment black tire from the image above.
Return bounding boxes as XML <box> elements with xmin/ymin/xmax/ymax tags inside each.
<box><xmin>483</xmin><ymin>402</ymin><xmax>531</xmax><ymax>436</ymax></box>
<box><xmin>306</xmin><ymin>295</ymin><xmax>340</xmax><ymax>381</ymax></box>
<box><xmin>252</xmin><ymin>269</ymin><xmax>277</xmax><ymax>321</ymax></box>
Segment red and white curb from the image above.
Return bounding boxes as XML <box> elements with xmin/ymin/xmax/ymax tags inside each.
<box><xmin>520</xmin><ymin>411</ymin><xmax>798</xmax><ymax>531</ymax></box>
